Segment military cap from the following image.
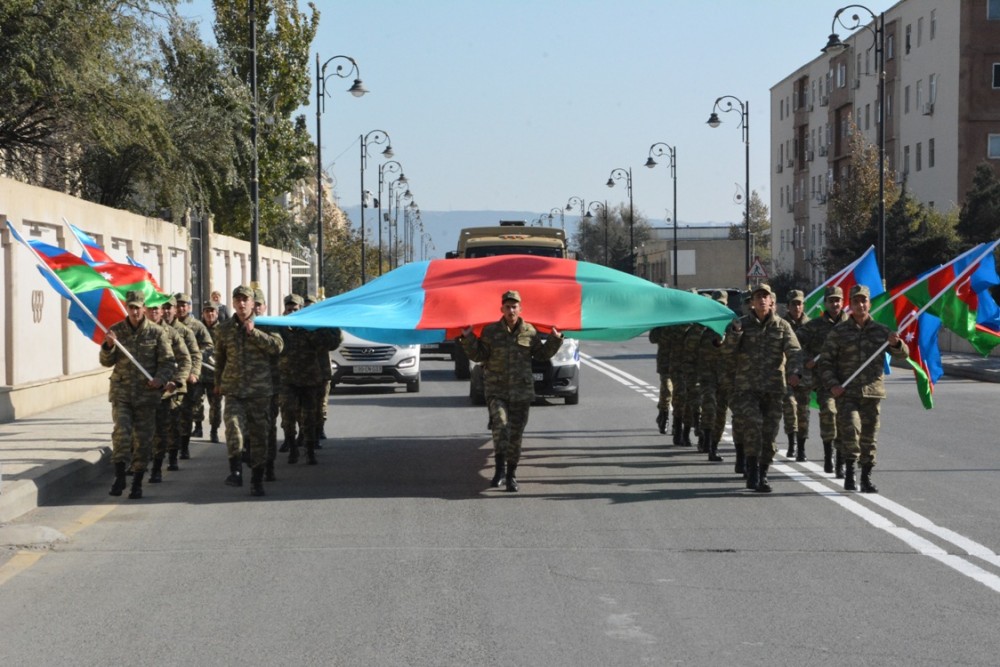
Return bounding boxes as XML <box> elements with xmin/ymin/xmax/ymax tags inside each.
<box><xmin>824</xmin><ymin>285</ymin><xmax>844</xmax><ymax>299</ymax></box>
<box><xmin>284</xmin><ymin>293</ymin><xmax>304</xmax><ymax>307</ymax></box>
<box><xmin>752</xmin><ymin>283</ymin><xmax>774</xmax><ymax>297</ymax></box>
<box><xmin>232</xmin><ymin>285</ymin><xmax>254</xmax><ymax>299</ymax></box>
<box><xmin>712</xmin><ymin>290</ymin><xmax>728</xmax><ymax>305</ymax></box>
<box><xmin>252</xmin><ymin>288</ymin><xmax>266</xmax><ymax>304</ymax></box>
<box><xmin>850</xmin><ymin>284</ymin><xmax>871</xmax><ymax>299</ymax></box>
<box><xmin>125</xmin><ymin>290</ymin><xmax>146</xmax><ymax>307</ymax></box>
<box><xmin>201</xmin><ymin>302</ymin><xmax>219</xmax><ymax>311</ymax></box>
<box><xmin>501</xmin><ymin>290</ymin><xmax>521</xmax><ymax>303</ymax></box>
<box><xmin>163</xmin><ymin>295</ymin><xmax>177</xmax><ymax>307</ymax></box>
<box><xmin>786</xmin><ymin>289</ymin><xmax>805</xmax><ymax>303</ymax></box>
<box><xmin>304</xmin><ymin>294</ymin><xmax>319</xmax><ymax>305</ymax></box>
<box><xmin>174</xmin><ymin>292</ymin><xmax>192</xmax><ymax>304</ymax></box>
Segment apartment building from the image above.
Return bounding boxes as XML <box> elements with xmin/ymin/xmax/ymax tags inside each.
<box><xmin>770</xmin><ymin>0</ymin><xmax>1000</xmax><ymax>283</ymax></box>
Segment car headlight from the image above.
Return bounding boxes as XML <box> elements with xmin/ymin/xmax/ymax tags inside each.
<box><xmin>550</xmin><ymin>338</ymin><xmax>579</xmax><ymax>366</ymax></box>
<box><xmin>398</xmin><ymin>356</ymin><xmax>416</xmax><ymax>369</ymax></box>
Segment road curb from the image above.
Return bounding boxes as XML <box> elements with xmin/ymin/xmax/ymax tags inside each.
<box><xmin>0</xmin><ymin>446</ymin><xmax>111</xmax><ymax>524</ymax></box>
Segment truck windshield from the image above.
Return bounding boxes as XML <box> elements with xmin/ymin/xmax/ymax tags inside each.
<box><xmin>465</xmin><ymin>246</ymin><xmax>565</xmax><ymax>258</ymax></box>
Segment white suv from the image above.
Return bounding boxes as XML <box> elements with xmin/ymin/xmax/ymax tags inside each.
<box><xmin>330</xmin><ymin>332</ymin><xmax>421</xmax><ymax>393</ymax></box>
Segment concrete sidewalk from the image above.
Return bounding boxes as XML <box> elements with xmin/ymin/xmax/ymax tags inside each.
<box><xmin>1</xmin><ymin>352</ymin><xmax>999</xmax><ymax>525</ymax></box>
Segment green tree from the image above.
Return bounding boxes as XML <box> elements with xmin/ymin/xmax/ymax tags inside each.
<box><xmin>729</xmin><ymin>190</ymin><xmax>771</xmax><ymax>270</ymax></box>
<box><xmin>571</xmin><ymin>203</ymin><xmax>650</xmax><ymax>271</ymax></box>
<box><xmin>957</xmin><ymin>162</ymin><xmax>1000</xmax><ymax>247</ymax></box>
<box><xmin>882</xmin><ymin>189</ymin><xmax>961</xmax><ymax>286</ymax></box>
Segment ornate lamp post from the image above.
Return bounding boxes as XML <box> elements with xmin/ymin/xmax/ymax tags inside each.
<box><xmin>315</xmin><ymin>54</ymin><xmax>367</xmax><ymax>295</ymax></box>
<box><xmin>823</xmin><ymin>5</ymin><xmax>886</xmax><ymax>282</ymax></box>
<box><xmin>645</xmin><ymin>141</ymin><xmax>678</xmax><ymax>287</ymax></box>
<box><xmin>377</xmin><ymin>160</ymin><xmax>405</xmax><ymax>275</ymax></box>
<box><xmin>707</xmin><ymin>95</ymin><xmax>750</xmax><ymax>278</ymax></box>
<box><xmin>549</xmin><ymin>207</ymin><xmax>564</xmax><ymax>229</ymax></box>
<box><xmin>606</xmin><ymin>168</ymin><xmax>634</xmax><ymax>274</ymax></box>
<box><xmin>360</xmin><ymin>130</ymin><xmax>392</xmax><ymax>284</ymax></box>
<box><xmin>585</xmin><ymin>200</ymin><xmax>609</xmax><ymax>266</ymax></box>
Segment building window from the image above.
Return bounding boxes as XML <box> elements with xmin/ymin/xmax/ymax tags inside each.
<box><xmin>780</xmin><ymin>99</ymin><xmax>784</xmax><ymax>120</ymax></box>
<box><xmin>904</xmin><ymin>145</ymin><xmax>911</xmax><ymax>174</ymax></box>
<box><xmin>993</xmin><ymin>64</ymin><xmax>1000</xmax><ymax>88</ymax></box>
<box><xmin>865</xmin><ymin>104</ymin><xmax>871</xmax><ymax>130</ymax></box>
<box><xmin>917</xmin><ymin>17</ymin><xmax>924</xmax><ymax>47</ymax></box>
<box><xmin>887</xmin><ymin>34</ymin><xmax>894</xmax><ymax>59</ymax></box>
<box><xmin>838</xmin><ymin>63</ymin><xmax>846</xmax><ymax>88</ymax></box>
<box><xmin>916</xmin><ymin>80</ymin><xmax>923</xmax><ymax>110</ymax></box>
<box><xmin>929</xmin><ymin>138</ymin><xmax>935</xmax><ymax>168</ymax></box>
<box><xmin>905</xmin><ymin>24</ymin><xmax>912</xmax><ymax>54</ymax></box>
<box><xmin>887</xmin><ymin>93</ymin><xmax>893</xmax><ymax>119</ymax></box>
<box><xmin>929</xmin><ymin>73</ymin><xmax>937</xmax><ymax>105</ymax></box>
<box><xmin>916</xmin><ymin>142</ymin><xmax>923</xmax><ymax>172</ymax></box>
<box><xmin>991</xmin><ymin>0</ymin><xmax>1000</xmax><ymax>20</ymax></box>
<box><xmin>904</xmin><ymin>85</ymin><xmax>910</xmax><ymax>114</ymax></box>
<box><xmin>930</xmin><ymin>9</ymin><xmax>937</xmax><ymax>38</ymax></box>
<box><xmin>989</xmin><ymin>134</ymin><xmax>1000</xmax><ymax>159</ymax></box>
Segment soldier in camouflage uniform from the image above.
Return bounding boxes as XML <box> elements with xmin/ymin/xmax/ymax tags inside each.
<box><xmin>648</xmin><ymin>324</ymin><xmax>680</xmax><ymax>435</ymax></box>
<box><xmin>199</xmin><ymin>302</ymin><xmax>223</xmax><ymax>443</ymax></box>
<box><xmin>796</xmin><ymin>285</ymin><xmax>851</xmax><ymax>476</ymax></box>
<box><xmin>145</xmin><ymin>300</ymin><xmax>191</xmax><ymax>484</ymax></box>
<box><xmin>175</xmin><ymin>293</ymin><xmax>214</xmax><ymax>450</ymax></box>
<box><xmin>304</xmin><ymin>294</ymin><xmax>333</xmax><ymax>443</ymax></box>
<box><xmin>99</xmin><ymin>291</ymin><xmax>176</xmax><ymax>499</ymax></box>
<box><xmin>666</xmin><ymin>323</ymin><xmax>692</xmax><ymax>445</ymax></box>
<box><xmin>818</xmin><ymin>285</ymin><xmax>908</xmax><ymax>493</ymax></box>
<box><xmin>679</xmin><ymin>320</ymin><xmax>705</xmax><ymax>449</ymax></box>
<box><xmin>781</xmin><ymin>290</ymin><xmax>812</xmax><ymax>461</ymax></box>
<box><xmin>460</xmin><ymin>290</ymin><xmax>564</xmax><ymax>492</ymax></box>
<box><xmin>253</xmin><ymin>291</ymin><xmax>283</xmax><ymax>478</ymax></box>
<box><xmin>214</xmin><ymin>285</ymin><xmax>284</xmax><ymax>496</ymax></box>
<box><xmin>697</xmin><ymin>291</ymin><xmax>729</xmax><ymax>462</ymax></box>
<box><xmin>723</xmin><ymin>283</ymin><xmax>802</xmax><ymax>492</ymax></box>
<box><xmin>162</xmin><ymin>297</ymin><xmax>199</xmax><ymax>464</ymax></box>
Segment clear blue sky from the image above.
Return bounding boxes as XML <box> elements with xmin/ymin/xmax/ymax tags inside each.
<box><xmin>181</xmin><ymin>0</ymin><xmax>898</xmax><ymax>227</ymax></box>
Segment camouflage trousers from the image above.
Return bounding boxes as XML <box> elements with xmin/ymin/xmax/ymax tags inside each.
<box><xmin>179</xmin><ymin>381</ymin><xmax>204</xmax><ymax>436</ymax></box>
<box><xmin>152</xmin><ymin>394</ymin><xmax>183</xmax><ymax>458</ymax></box>
<box><xmin>657</xmin><ymin>374</ymin><xmax>672</xmax><ymax>411</ymax></box>
<box><xmin>713</xmin><ymin>383</ymin><xmax>732</xmax><ymax>444</ymax></box>
<box><xmin>318</xmin><ymin>380</ymin><xmax>330</xmax><ymax>425</ymax></box>
<box><xmin>223</xmin><ymin>395</ymin><xmax>271</xmax><ymax>469</ymax></box>
<box><xmin>680</xmin><ymin>373</ymin><xmax>701</xmax><ymax>429</ymax></box>
<box><xmin>280</xmin><ymin>383</ymin><xmax>320</xmax><ymax>449</ymax></box>
<box><xmin>782</xmin><ymin>384</ymin><xmax>812</xmax><ymax>439</ymax></box>
<box><xmin>669</xmin><ymin>371</ymin><xmax>684</xmax><ymax>422</ymax></box>
<box><xmin>487</xmin><ymin>397</ymin><xmax>531</xmax><ymax>466</ymax></box>
<box><xmin>816</xmin><ymin>389</ymin><xmax>838</xmax><ymax>446</ymax></box>
<box><xmin>835</xmin><ymin>396</ymin><xmax>881</xmax><ymax>467</ymax></box>
<box><xmin>730</xmin><ymin>389</ymin><xmax>783</xmax><ymax>464</ymax></box>
<box><xmin>194</xmin><ymin>382</ymin><xmax>221</xmax><ymax>429</ymax></box>
<box><xmin>267</xmin><ymin>393</ymin><xmax>279</xmax><ymax>462</ymax></box>
<box><xmin>110</xmin><ymin>399</ymin><xmax>158</xmax><ymax>473</ymax></box>
<box><xmin>699</xmin><ymin>380</ymin><xmax>720</xmax><ymax>430</ymax></box>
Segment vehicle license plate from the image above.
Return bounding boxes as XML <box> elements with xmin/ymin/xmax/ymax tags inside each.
<box><xmin>355</xmin><ymin>365</ymin><xmax>383</xmax><ymax>374</ymax></box>
<box><xmin>532</xmin><ymin>373</ymin><xmax>543</xmax><ymax>381</ymax></box>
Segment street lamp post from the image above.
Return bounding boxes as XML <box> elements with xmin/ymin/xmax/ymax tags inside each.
<box><xmin>645</xmin><ymin>142</ymin><xmax>678</xmax><ymax>288</ymax></box>
<box><xmin>316</xmin><ymin>54</ymin><xmax>367</xmax><ymax>295</ymax></box>
<box><xmin>823</xmin><ymin>5</ymin><xmax>886</xmax><ymax>282</ymax></box>
<box><xmin>377</xmin><ymin>160</ymin><xmax>405</xmax><ymax>274</ymax></box>
<box><xmin>389</xmin><ymin>180</ymin><xmax>412</xmax><ymax>269</ymax></box>
<box><xmin>585</xmin><ymin>201</ymin><xmax>609</xmax><ymax>266</ymax></box>
<box><xmin>360</xmin><ymin>130</ymin><xmax>393</xmax><ymax>284</ymax></box>
<box><xmin>707</xmin><ymin>95</ymin><xmax>750</xmax><ymax>279</ymax></box>
<box><xmin>549</xmin><ymin>207</ymin><xmax>564</xmax><ymax>230</ymax></box>
<box><xmin>606</xmin><ymin>168</ymin><xmax>634</xmax><ymax>274</ymax></box>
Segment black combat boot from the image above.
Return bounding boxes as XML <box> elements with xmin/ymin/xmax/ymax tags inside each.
<box><xmin>823</xmin><ymin>441</ymin><xmax>834</xmax><ymax>473</ymax></box>
<box><xmin>265</xmin><ymin>459</ymin><xmax>276</xmax><ymax>482</ymax></box>
<box><xmin>656</xmin><ymin>409</ymin><xmax>668</xmax><ymax>434</ymax></box>
<box><xmin>250</xmin><ymin>467</ymin><xmax>266</xmax><ymax>497</ymax></box>
<box><xmin>860</xmin><ymin>464</ymin><xmax>878</xmax><ymax>493</ymax></box>
<box><xmin>128</xmin><ymin>471</ymin><xmax>145</xmax><ymax>499</ymax></box>
<box><xmin>149</xmin><ymin>458</ymin><xmax>163</xmax><ymax>483</ymax></box>
<box><xmin>786</xmin><ymin>435</ymin><xmax>796</xmax><ymax>458</ymax></box>
<box><xmin>505</xmin><ymin>464</ymin><xmax>519</xmax><ymax>493</ymax></box>
<box><xmin>795</xmin><ymin>434</ymin><xmax>807</xmax><ymax>462</ymax></box>
<box><xmin>734</xmin><ymin>443</ymin><xmax>745</xmax><ymax>476</ymax></box>
<box><xmin>306</xmin><ymin>443</ymin><xmax>318</xmax><ymax>465</ymax></box>
<box><xmin>179</xmin><ymin>436</ymin><xmax>190</xmax><ymax>460</ymax></box>
<box><xmin>671</xmin><ymin>421</ymin><xmax>681</xmax><ymax>446</ymax></box>
<box><xmin>278</xmin><ymin>427</ymin><xmax>294</xmax><ymax>453</ymax></box>
<box><xmin>745</xmin><ymin>456</ymin><xmax>759</xmax><ymax>490</ymax></box>
<box><xmin>835</xmin><ymin>451</ymin><xmax>844</xmax><ymax>479</ymax></box>
<box><xmin>755</xmin><ymin>462</ymin><xmax>772</xmax><ymax>493</ymax></box>
<box><xmin>225</xmin><ymin>458</ymin><xmax>242</xmax><ymax>487</ymax></box>
<box><xmin>210</xmin><ymin>426</ymin><xmax>219</xmax><ymax>443</ymax></box>
<box><xmin>706</xmin><ymin>430</ymin><xmax>723</xmax><ymax>462</ymax></box>
<box><xmin>319</xmin><ymin>427</ymin><xmax>328</xmax><ymax>441</ymax></box>
<box><xmin>109</xmin><ymin>461</ymin><xmax>127</xmax><ymax>496</ymax></box>
<box><xmin>843</xmin><ymin>460</ymin><xmax>857</xmax><ymax>491</ymax></box>
<box><xmin>490</xmin><ymin>452</ymin><xmax>506</xmax><ymax>487</ymax></box>
<box><xmin>167</xmin><ymin>449</ymin><xmax>179</xmax><ymax>471</ymax></box>
<box><xmin>287</xmin><ymin>442</ymin><xmax>299</xmax><ymax>464</ymax></box>
<box><xmin>192</xmin><ymin>422</ymin><xmax>203</xmax><ymax>438</ymax></box>
<box><xmin>681</xmin><ymin>425</ymin><xmax>692</xmax><ymax>447</ymax></box>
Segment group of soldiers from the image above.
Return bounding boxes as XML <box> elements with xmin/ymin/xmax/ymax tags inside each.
<box><xmin>100</xmin><ymin>286</ymin><xmax>341</xmax><ymax>500</ymax></box>
<box><xmin>650</xmin><ymin>282</ymin><xmax>908</xmax><ymax>494</ymax></box>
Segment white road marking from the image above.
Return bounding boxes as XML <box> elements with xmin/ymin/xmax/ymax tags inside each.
<box><xmin>584</xmin><ymin>352</ymin><xmax>1000</xmax><ymax>595</ymax></box>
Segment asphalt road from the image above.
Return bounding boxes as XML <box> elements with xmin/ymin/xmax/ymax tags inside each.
<box><xmin>1</xmin><ymin>339</ymin><xmax>998</xmax><ymax>666</ymax></box>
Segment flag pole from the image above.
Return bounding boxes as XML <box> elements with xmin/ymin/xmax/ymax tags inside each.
<box><xmin>870</xmin><ymin>243</ymin><xmax>987</xmax><ymax>319</ymax></box>
<box><xmin>803</xmin><ymin>246</ymin><xmax>873</xmax><ymax>316</ymax></box>
<box><xmin>61</xmin><ymin>216</ymin><xmax>129</xmax><ymax>318</ymax></box>
<box><xmin>6</xmin><ymin>221</ymin><xmax>153</xmax><ymax>381</ymax></box>
<box><xmin>839</xmin><ymin>240</ymin><xmax>1000</xmax><ymax>389</ymax></box>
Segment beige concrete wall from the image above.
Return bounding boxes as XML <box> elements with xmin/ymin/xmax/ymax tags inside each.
<box><xmin>0</xmin><ymin>176</ymin><xmax>294</xmax><ymax>421</ymax></box>
<box><xmin>636</xmin><ymin>238</ymin><xmax>745</xmax><ymax>291</ymax></box>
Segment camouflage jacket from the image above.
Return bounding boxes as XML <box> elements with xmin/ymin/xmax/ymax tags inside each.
<box><xmin>214</xmin><ymin>315</ymin><xmax>284</xmax><ymax>398</ymax></box>
<box><xmin>666</xmin><ymin>323</ymin><xmax>693</xmax><ymax>378</ymax></box>
<box><xmin>818</xmin><ymin>315</ymin><xmax>909</xmax><ymax>399</ymax></box>
<box><xmin>723</xmin><ymin>311</ymin><xmax>802</xmax><ymax>393</ymax></box>
<box><xmin>167</xmin><ymin>318</ymin><xmax>200</xmax><ymax>382</ymax></box>
<box><xmin>697</xmin><ymin>326</ymin><xmax>726</xmax><ymax>387</ymax></box>
<box><xmin>461</xmin><ymin>318</ymin><xmax>564</xmax><ymax>402</ymax></box>
<box><xmin>278</xmin><ymin>327</ymin><xmax>342</xmax><ymax>387</ymax></box>
<box><xmin>99</xmin><ymin>317</ymin><xmax>176</xmax><ymax>404</ymax></box>
<box><xmin>796</xmin><ymin>310</ymin><xmax>850</xmax><ymax>388</ymax></box>
<box><xmin>648</xmin><ymin>324</ymin><xmax>684</xmax><ymax>375</ymax></box>
<box><xmin>679</xmin><ymin>323</ymin><xmax>706</xmax><ymax>383</ymax></box>
<box><xmin>199</xmin><ymin>320</ymin><xmax>220</xmax><ymax>385</ymax></box>
<box><xmin>179</xmin><ymin>314</ymin><xmax>214</xmax><ymax>377</ymax></box>
<box><xmin>163</xmin><ymin>322</ymin><xmax>192</xmax><ymax>394</ymax></box>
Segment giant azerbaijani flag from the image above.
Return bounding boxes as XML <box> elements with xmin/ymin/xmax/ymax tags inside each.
<box><xmin>256</xmin><ymin>256</ymin><xmax>737</xmax><ymax>344</ymax></box>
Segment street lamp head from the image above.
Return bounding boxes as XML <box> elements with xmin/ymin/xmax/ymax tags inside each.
<box><xmin>585</xmin><ymin>211</ymin><xmax>593</xmax><ymax>218</ymax></box>
<box><xmin>382</xmin><ymin>145</ymin><xmax>394</xmax><ymax>159</ymax></box>
<box><xmin>606</xmin><ymin>178</ymin><xmax>615</xmax><ymax>188</ymax></box>
<box><xmin>644</xmin><ymin>157</ymin><xmax>658</xmax><ymax>169</ymax></box>
<box><xmin>707</xmin><ymin>112</ymin><xmax>721</xmax><ymax>128</ymax></box>
<box><xmin>822</xmin><ymin>32</ymin><xmax>847</xmax><ymax>53</ymax></box>
<box><xmin>348</xmin><ymin>78</ymin><xmax>368</xmax><ymax>97</ymax></box>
